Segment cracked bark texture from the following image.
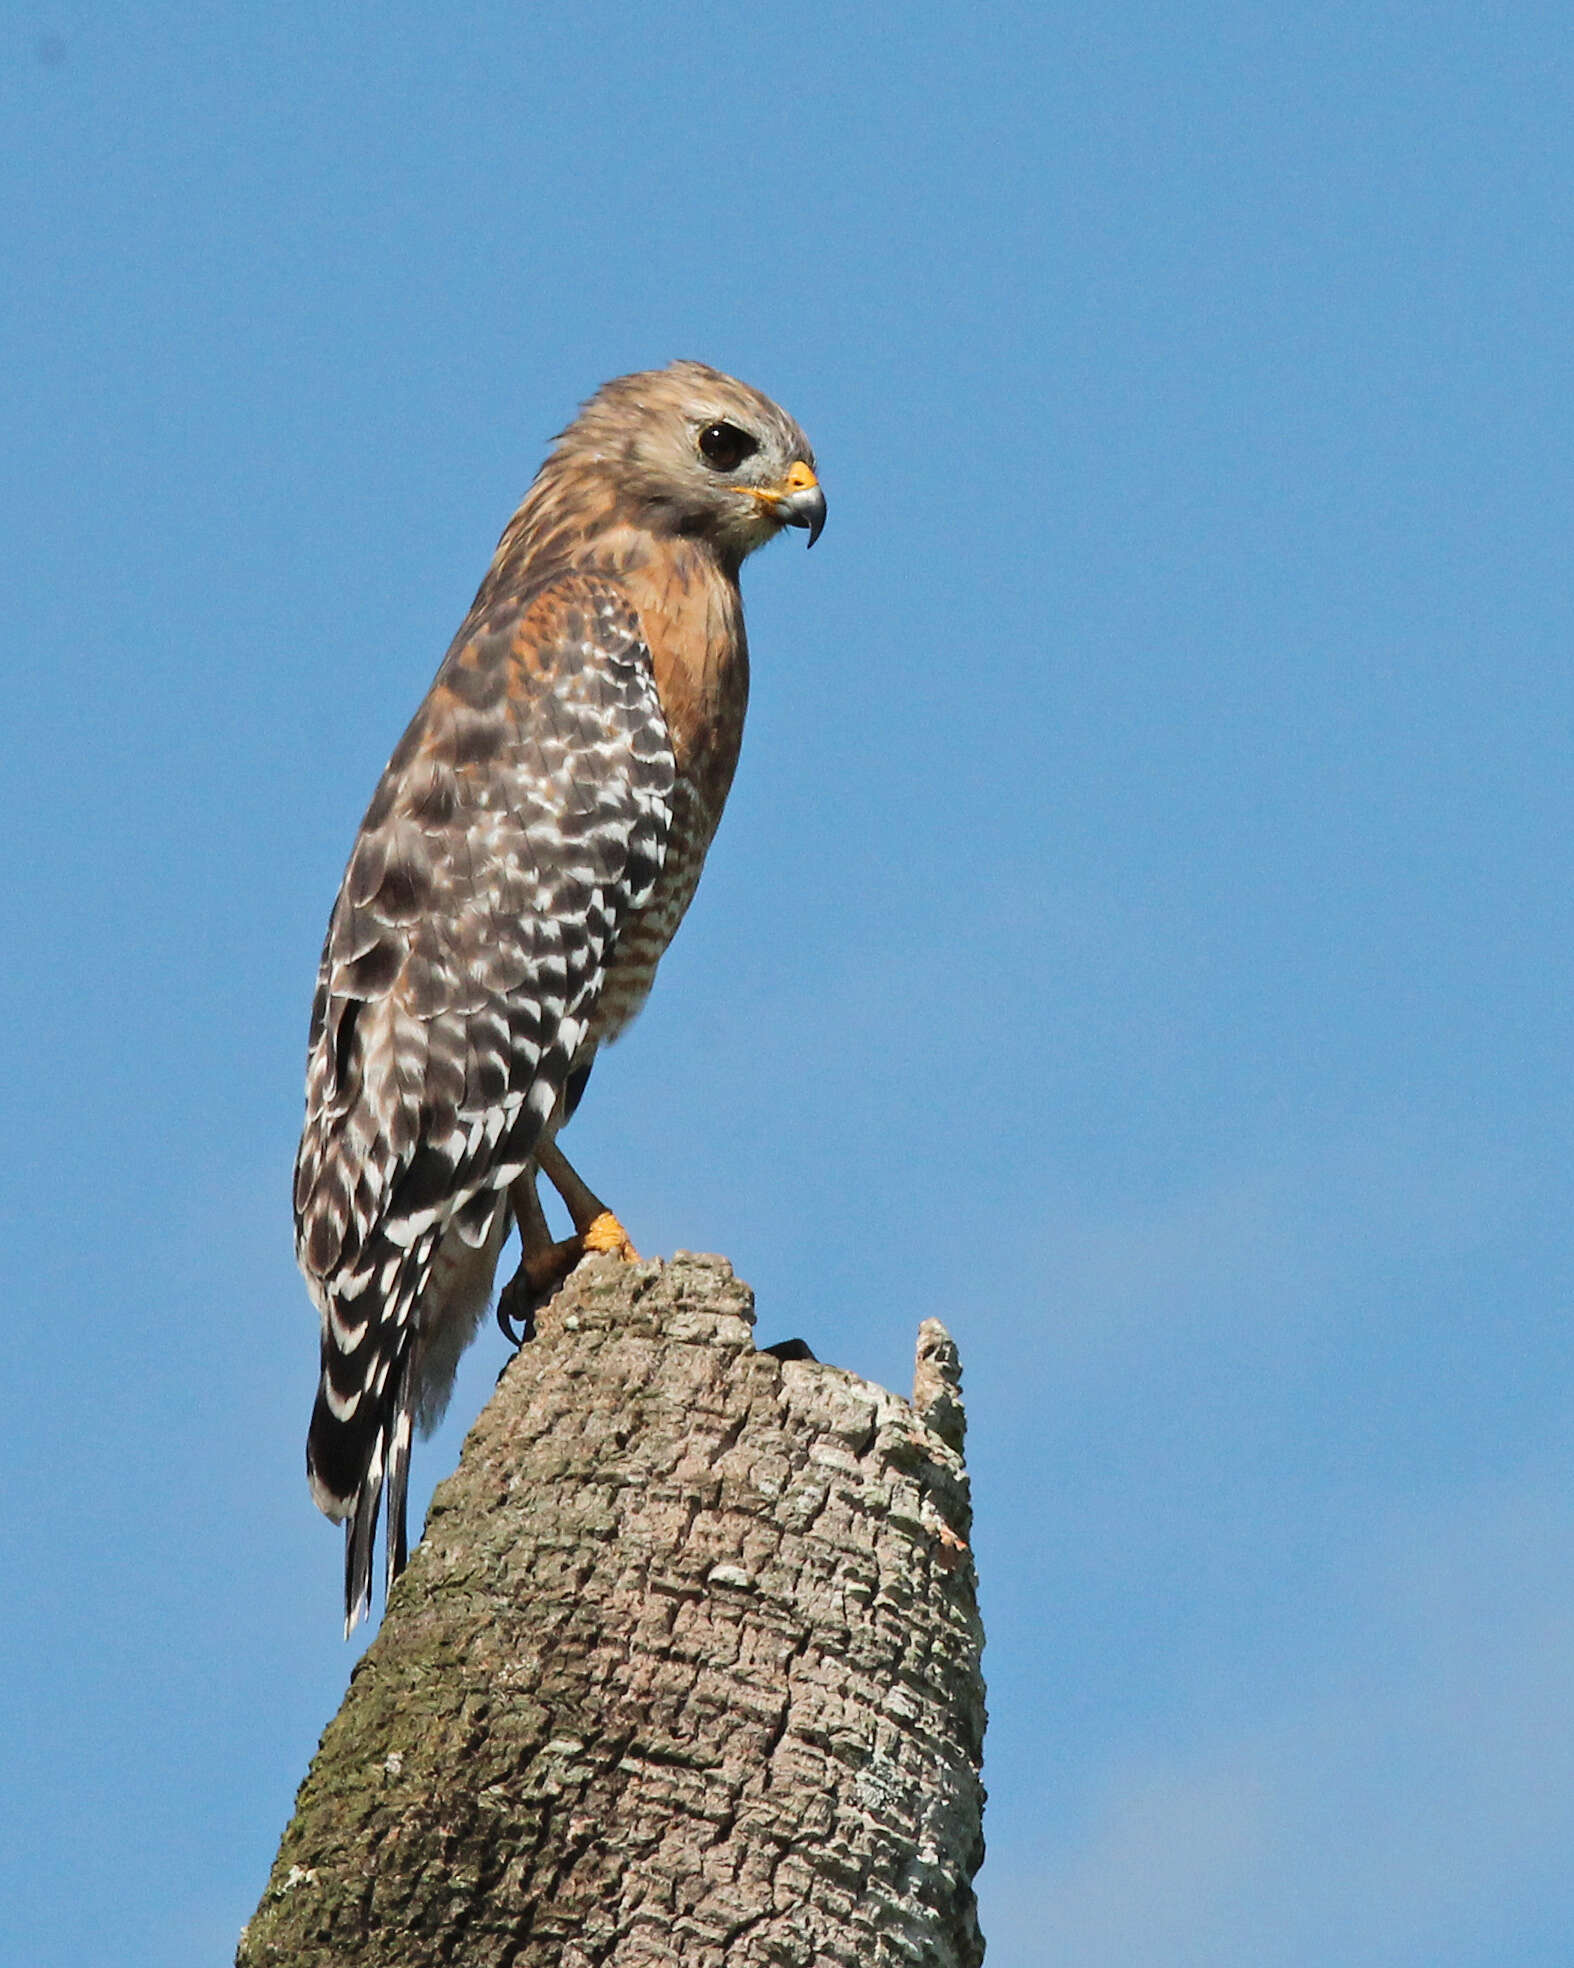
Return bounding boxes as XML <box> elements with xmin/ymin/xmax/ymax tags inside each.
<box><xmin>238</xmin><ymin>1253</ymin><xmax>986</xmax><ymax>1967</ymax></box>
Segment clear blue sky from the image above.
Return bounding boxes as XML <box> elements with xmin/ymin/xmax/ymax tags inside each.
<box><xmin>4</xmin><ymin>5</ymin><xmax>1572</xmax><ymax>1963</ymax></box>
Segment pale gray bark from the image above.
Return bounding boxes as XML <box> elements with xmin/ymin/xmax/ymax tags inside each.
<box><xmin>238</xmin><ymin>1253</ymin><xmax>986</xmax><ymax>1966</ymax></box>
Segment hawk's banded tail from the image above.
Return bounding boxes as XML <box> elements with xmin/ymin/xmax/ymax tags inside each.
<box><xmin>306</xmin><ymin>1222</ymin><xmax>433</xmax><ymax>1636</ymax></box>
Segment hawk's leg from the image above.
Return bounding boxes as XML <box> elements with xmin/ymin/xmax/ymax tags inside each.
<box><xmin>495</xmin><ymin>1145</ymin><xmax>639</xmax><ymax>1345</ymax></box>
<box><xmin>537</xmin><ymin>1138</ymin><xmax>640</xmax><ymax>1263</ymax></box>
<box><xmin>495</xmin><ymin>1168</ymin><xmax>559</xmax><ymax>1346</ymax></box>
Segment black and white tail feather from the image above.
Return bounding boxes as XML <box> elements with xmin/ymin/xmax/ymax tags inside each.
<box><xmin>306</xmin><ymin>1182</ymin><xmax>515</xmax><ymax>1634</ymax></box>
<box><xmin>343</xmin><ymin>1347</ymin><xmax>413</xmax><ymax>1638</ymax></box>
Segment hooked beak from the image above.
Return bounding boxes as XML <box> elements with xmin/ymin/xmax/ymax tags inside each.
<box><xmin>753</xmin><ymin>460</ymin><xmax>827</xmax><ymax>547</ymax></box>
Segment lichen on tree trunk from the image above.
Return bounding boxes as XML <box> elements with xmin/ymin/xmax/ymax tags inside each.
<box><xmin>238</xmin><ymin>1253</ymin><xmax>986</xmax><ymax>1966</ymax></box>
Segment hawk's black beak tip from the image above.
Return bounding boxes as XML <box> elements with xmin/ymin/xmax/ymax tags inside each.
<box><xmin>779</xmin><ymin>483</ymin><xmax>827</xmax><ymax>548</ymax></box>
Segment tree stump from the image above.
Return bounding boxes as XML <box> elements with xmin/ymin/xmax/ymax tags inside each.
<box><xmin>238</xmin><ymin>1253</ymin><xmax>986</xmax><ymax>1966</ymax></box>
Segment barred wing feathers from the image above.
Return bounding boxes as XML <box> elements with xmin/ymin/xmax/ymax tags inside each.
<box><xmin>294</xmin><ymin>575</ymin><xmax>675</xmax><ymax>1629</ymax></box>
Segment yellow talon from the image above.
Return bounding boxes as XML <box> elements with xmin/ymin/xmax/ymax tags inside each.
<box><xmin>580</xmin><ymin>1211</ymin><xmax>639</xmax><ymax>1260</ymax></box>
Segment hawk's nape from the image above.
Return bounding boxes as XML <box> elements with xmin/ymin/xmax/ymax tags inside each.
<box><xmin>292</xmin><ymin>363</ymin><xmax>824</xmax><ymax>1633</ymax></box>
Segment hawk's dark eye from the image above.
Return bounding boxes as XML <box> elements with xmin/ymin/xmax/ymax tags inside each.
<box><xmin>697</xmin><ymin>421</ymin><xmax>758</xmax><ymax>472</ymax></box>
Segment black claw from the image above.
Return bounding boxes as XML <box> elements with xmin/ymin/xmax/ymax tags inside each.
<box><xmin>496</xmin><ymin>1279</ymin><xmax>538</xmax><ymax>1349</ymax></box>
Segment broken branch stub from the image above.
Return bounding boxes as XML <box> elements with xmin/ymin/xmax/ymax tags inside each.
<box><xmin>239</xmin><ymin>1252</ymin><xmax>986</xmax><ymax>1967</ymax></box>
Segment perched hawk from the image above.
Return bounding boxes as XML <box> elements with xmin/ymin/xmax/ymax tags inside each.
<box><xmin>294</xmin><ymin>363</ymin><xmax>825</xmax><ymax>1632</ymax></box>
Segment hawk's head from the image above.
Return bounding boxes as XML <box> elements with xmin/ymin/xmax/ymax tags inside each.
<box><xmin>553</xmin><ymin>360</ymin><xmax>825</xmax><ymax>562</ymax></box>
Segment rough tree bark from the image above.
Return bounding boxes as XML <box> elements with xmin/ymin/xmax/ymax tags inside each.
<box><xmin>238</xmin><ymin>1252</ymin><xmax>986</xmax><ymax>1966</ymax></box>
